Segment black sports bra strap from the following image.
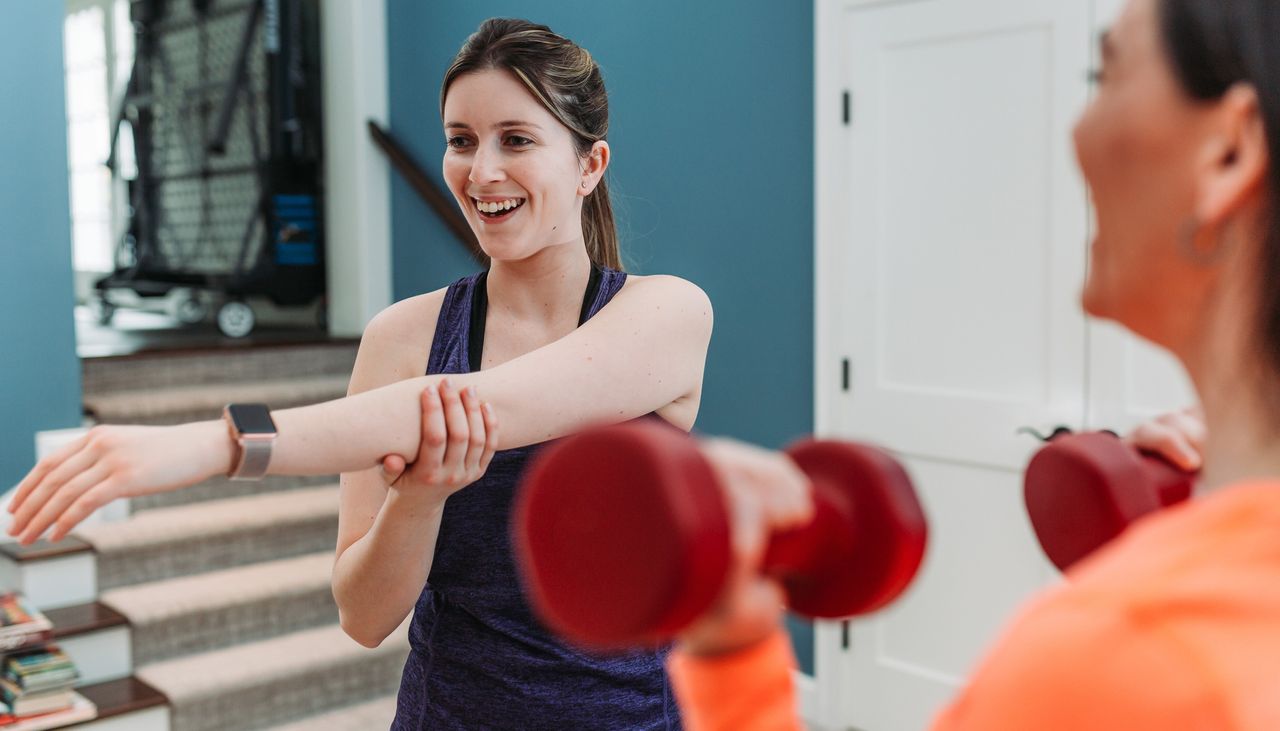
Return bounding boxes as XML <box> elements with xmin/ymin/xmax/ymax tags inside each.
<box><xmin>468</xmin><ymin>265</ymin><xmax>604</xmax><ymax>373</ymax></box>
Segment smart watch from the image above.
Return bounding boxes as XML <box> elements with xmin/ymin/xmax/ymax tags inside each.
<box><xmin>222</xmin><ymin>403</ymin><xmax>277</xmax><ymax>481</ymax></box>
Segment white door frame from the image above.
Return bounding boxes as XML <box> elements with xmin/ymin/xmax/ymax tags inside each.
<box><xmin>803</xmin><ymin>1</ymin><xmax>852</xmax><ymax>726</ymax></box>
<box><xmin>320</xmin><ymin>0</ymin><xmax>392</xmax><ymax>337</ymax></box>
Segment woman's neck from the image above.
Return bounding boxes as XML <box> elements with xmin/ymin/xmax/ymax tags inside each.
<box><xmin>1181</xmin><ymin>257</ymin><xmax>1280</xmax><ymax>494</ymax></box>
<box><xmin>1197</xmin><ymin>397</ymin><xmax>1280</xmax><ymax>495</ymax></box>
<box><xmin>485</xmin><ymin>240</ymin><xmax>594</xmax><ymax>325</ymax></box>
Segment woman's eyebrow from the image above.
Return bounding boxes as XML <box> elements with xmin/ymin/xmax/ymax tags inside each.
<box><xmin>1099</xmin><ymin>28</ymin><xmax>1115</xmax><ymax>60</ymax></box>
<box><xmin>443</xmin><ymin>121</ymin><xmax>544</xmax><ymax>131</ymax></box>
<box><xmin>495</xmin><ymin>120</ymin><xmax>543</xmax><ymax>131</ymax></box>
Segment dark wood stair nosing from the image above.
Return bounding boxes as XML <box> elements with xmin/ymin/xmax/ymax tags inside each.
<box><xmin>0</xmin><ymin>537</ymin><xmax>93</xmax><ymax>563</ymax></box>
<box><xmin>69</xmin><ymin>676</ymin><xmax>168</xmax><ymax>726</ymax></box>
<box><xmin>47</xmin><ymin>601</ymin><xmax>129</xmax><ymax>641</ymax></box>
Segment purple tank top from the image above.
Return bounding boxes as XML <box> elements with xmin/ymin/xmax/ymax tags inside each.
<box><xmin>391</xmin><ymin>267</ymin><xmax>681</xmax><ymax>730</ymax></box>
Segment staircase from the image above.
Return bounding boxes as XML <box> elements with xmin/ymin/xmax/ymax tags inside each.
<box><xmin>1</xmin><ymin>342</ymin><xmax>407</xmax><ymax>730</ymax></box>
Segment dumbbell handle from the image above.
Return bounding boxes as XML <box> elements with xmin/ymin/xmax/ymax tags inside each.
<box><xmin>1142</xmin><ymin>452</ymin><xmax>1194</xmax><ymax>508</ymax></box>
<box><xmin>762</xmin><ymin>470</ymin><xmax>847</xmax><ymax>579</ymax></box>
<box><xmin>1025</xmin><ymin>431</ymin><xmax>1195</xmax><ymax>572</ymax></box>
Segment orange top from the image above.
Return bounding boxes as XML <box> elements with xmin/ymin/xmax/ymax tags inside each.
<box><xmin>668</xmin><ymin>481</ymin><xmax>1280</xmax><ymax>731</ymax></box>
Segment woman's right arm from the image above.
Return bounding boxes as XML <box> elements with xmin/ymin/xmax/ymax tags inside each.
<box><xmin>9</xmin><ymin>275</ymin><xmax>710</xmax><ymax>544</ymax></box>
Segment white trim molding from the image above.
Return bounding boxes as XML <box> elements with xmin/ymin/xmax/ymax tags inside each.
<box><xmin>320</xmin><ymin>0</ymin><xmax>392</xmax><ymax>337</ymax></box>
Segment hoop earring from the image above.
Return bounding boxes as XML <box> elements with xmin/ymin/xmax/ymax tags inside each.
<box><xmin>1178</xmin><ymin>217</ymin><xmax>1231</xmax><ymax>266</ymax></box>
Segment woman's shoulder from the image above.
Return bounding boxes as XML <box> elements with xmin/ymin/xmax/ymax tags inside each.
<box><xmin>362</xmin><ymin>271</ymin><xmax>487</xmax><ymax>342</ymax></box>
<box><xmin>349</xmin><ymin>286</ymin><xmax>456</xmax><ymax>391</ymax></box>
<box><xmin>615</xmin><ymin>273</ymin><xmax>713</xmax><ymax>316</ymax></box>
<box><xmin>364</xmin><ymin>287</ymin><xmax>449</xmax><ymax>344</ymax></box>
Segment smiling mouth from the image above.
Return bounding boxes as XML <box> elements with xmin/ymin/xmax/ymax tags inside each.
<box><xmin>472</xmin><ymin>197</ymin><xmax>527</xmax><ymax>218</ymax></box>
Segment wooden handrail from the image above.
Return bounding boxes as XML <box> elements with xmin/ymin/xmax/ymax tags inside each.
<box><xmin>367</xmin><ymin>121</ymin><xmax>484</xmax><ymax>262</ymax></box>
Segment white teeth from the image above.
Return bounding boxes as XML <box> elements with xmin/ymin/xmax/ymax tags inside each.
<box><xmin>474</xmin><ymin>198</ymin><xmax>524</xmax><ymax>214</ymax></box>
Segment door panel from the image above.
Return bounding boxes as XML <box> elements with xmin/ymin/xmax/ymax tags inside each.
<box><xmin>829</xmin><ymin>0</ymin><xmax>1092</xmax><ymax>472</ymax></box>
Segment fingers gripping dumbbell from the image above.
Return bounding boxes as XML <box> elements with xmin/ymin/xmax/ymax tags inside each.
<box><xmin>1024</xmin><ymin>431</ymin><xmax>1194</xmax><ymax>572</ymax></box>
<box><xmin>512</xmin><ymin>420</ymin><xmax>929</xmax><ymax>651</ymax></box>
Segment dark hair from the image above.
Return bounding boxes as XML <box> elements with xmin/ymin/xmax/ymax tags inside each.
<box><xmin>441</xmin><ymin>18</ymin><xmax>621</xmax><ymax>270</ymax></box>
<box><xmin>1159</xmin><ymin>0</ymin><xmax>1280</xmax><ymax>371</ymax></box>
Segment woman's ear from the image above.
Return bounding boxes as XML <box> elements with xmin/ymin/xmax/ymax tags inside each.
<box><xmin>1195</xmin><ymin>83</ymin><xmax>1269</xmax><ymax>228</ymax></box>
<box><xmin>579</xmin><ymin>141</ymin><xmax>611</xmax><ymax>197</ymax></box>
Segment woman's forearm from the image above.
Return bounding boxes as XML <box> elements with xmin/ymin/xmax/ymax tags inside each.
<box><xmin>332</xmin><ymin>489</ymin><xmax>444</xmax><ymax>647</ymax></box>
<box><xmin>267</xmin><ymin>375</ymin><xmax>445</xmax><ymax>476</ymax></box>
<box><xmin>181</xmin><ymin>376</ymin><xmax>446</xmax><ymax>482</ymax></box>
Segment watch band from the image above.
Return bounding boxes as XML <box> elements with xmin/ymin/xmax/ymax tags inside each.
<box><xmin>233</xmin><ymin>435</ymin><xmax>274</xmax><ymax>481</ymax></box>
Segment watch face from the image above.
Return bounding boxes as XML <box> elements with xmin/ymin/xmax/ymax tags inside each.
<box><xmin>228</xmin><ymin>403</ymin><xmax>277</xmax><ymax>434</ymax></box>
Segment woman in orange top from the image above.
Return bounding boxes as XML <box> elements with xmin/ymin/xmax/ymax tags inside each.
<box><xmin>668</xmin><ymin>0</ymin><xmax>1280</xmax><ymax>728</ymax></box>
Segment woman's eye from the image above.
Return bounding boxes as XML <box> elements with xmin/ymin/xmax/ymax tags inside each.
<box><xmin>506</xmin><ymin>135</ymin><xmax>533</xmax><ymax>147</ymax></box>
<box><xmin>1086</xmin><ymin>67</ymin><xmax>1106</xmax><ymax>85</ymax></box>
<box><xmin>446</xmin><ymin>136</ymin><xmax>473</xmax><ymax>150</ymax></box>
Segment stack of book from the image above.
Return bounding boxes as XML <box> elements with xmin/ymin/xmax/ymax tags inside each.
<box><xmin>1</xmin><ymin>646</ymin><xmax>79</xmax><ymax>717</ymax></box>
<box><xmin>0</xmin><ymin>596</ymin><xmax>51</xmax><ymax>654</ymax></box>
<box><xmin>0</xmin><ymin>593</ymin><xmax>96</xmax><ymax>729</ymax></box>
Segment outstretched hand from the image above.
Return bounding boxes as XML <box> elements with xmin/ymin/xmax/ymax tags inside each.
<box><xmin>7</xmin><ymin>420</ymin><xmax>231</xmax><ymax>545</ymax></box>
<box><xmin>378</xmin><ymin>379</ymin><xmax>499</xmax><ymax>507</ymax></box>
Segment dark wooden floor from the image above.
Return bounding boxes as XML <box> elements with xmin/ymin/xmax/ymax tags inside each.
<box><xmin>76</xmin><ymin>307</ymin><xmax>349</xmax><ymax>360</ymax></box>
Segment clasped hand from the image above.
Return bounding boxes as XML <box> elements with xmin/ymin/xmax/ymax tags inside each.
<box><xmin>377</xmin><ymin>378</ymin><xmax>499</xmax><ymax>505</ymax></box>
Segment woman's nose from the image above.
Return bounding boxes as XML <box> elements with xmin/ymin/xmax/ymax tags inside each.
<box><xmin>469</xmin><ymin>143</ymin><xmax>506</xmax><ymax>185</ymax></box>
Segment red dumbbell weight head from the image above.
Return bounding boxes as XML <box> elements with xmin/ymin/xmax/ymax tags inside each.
<box><xmin>1024</xmin><ymin>431</ymin><xmax>1194</xmax><ymax>572</ymax></box>
<box><xmin>513</xmin><ymin>420</ymin><xmax>928</xmax><ymax>651</ymax></box>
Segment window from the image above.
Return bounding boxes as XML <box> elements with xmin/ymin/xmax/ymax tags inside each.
<box><xmin>64</xmin><ymin>0</ymin><xmax>135</xmax><ymax>274</ymax></box>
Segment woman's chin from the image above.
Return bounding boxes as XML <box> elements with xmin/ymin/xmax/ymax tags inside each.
<box><xmin>1080</xmin><ymin>279</ymin><xmax>1109</xmax><ymax>320</ymax></box>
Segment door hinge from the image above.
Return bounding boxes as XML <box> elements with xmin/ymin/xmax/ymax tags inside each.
<box><xmin>841</xmin><ymin>620</ymin><xmax>852</xmax><ymax>650</ymax></box>
<box><xmin>842</xmin><ymin>90</ymin><xmax>852</xmax><ymax>125</ymax></box>
<box><xmin>841</xmin><ymin>358</ymin><xmax>851</xmax><ymax>392</ymax></box>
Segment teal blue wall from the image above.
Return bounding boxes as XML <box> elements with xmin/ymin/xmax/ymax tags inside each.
<box><xmin>0</xmin><ymin>3</ymin><xmax>83</xmax><ymax>489</ymax></box>
<box><xmin>385</xmin><ymin>1</ymin><xmax>815</xmax><ymax>451</ymax></box>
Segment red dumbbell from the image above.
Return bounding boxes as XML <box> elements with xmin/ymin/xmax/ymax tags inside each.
<box><xmin>1024</xmin><ymin>431</ymin><xmax>1195</xmax><ymax>572</ymax></box>
<box><xmin>512</xmin><ymin>420</ymin><xmax>928</xmax><ymax>651</ymax></box>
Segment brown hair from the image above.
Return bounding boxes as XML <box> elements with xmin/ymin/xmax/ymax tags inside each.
<box><xmin>442</xmin><ymin>18</ymin><xmax>622</xmax><ymax>270</ymax></box>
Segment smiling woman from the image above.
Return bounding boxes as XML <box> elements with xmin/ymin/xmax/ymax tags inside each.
<box><xmin>8</xmin><ymin>17</ymin><xmax>709</xmax><ymax>731</ymax></box>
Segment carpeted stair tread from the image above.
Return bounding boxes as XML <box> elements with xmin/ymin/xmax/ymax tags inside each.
<box><xmin>76</xmin><ymin>486</ymin><xmax>338</xmax><ymax>553</ymax></box>
<box><xmin>260</xmin><ymin>695</ymin><xmax>399</xmax><ymax>731</ymax></box>
<box><xmin>101</xmin><ymin>552</ymin><xmax>338</xmax><ymax>665</ymax></box>
<box><xmin>80</xmin><ymin>342</ymin><xmax>359</xmax><ymax>395</ymax></box>
<box><xmin>84</xmin><ymin>374</ymin><xmax>350</xmax><ymax>423</ymax></box>
<box><xmin>129</xmin><ymin>473</ymin><xmax>337</xmax><ymax>513</ymax></box>
<box><xmin>137</xmin><ymin>622</ymin><xmax>409</xmax><ymax>731</ymax></box>
<box><xmin>101</xmin><ymin>552</ymin><xmax>333</xmax><ymax>625</ymax></box>
<box><xmin>76</xmin><ymin>486</ymin><xmax>340</xmax><ymax>591</ymax></box>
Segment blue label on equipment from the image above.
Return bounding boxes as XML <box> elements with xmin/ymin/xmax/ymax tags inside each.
<box><xmin>273</xmin><ymin>195</ymin><xmax>319</xmax><ymax>266</ymax></box>
<box><xmin>277</xmin><ymin>242</ymin><xmax>317</xmax><ymax>266</ymax></box>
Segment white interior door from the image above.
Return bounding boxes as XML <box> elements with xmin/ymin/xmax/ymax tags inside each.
<box><xmin>815</xmin><ymin>0</ymin><xmax>1093</xmax><ymax>728</ymax></box>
